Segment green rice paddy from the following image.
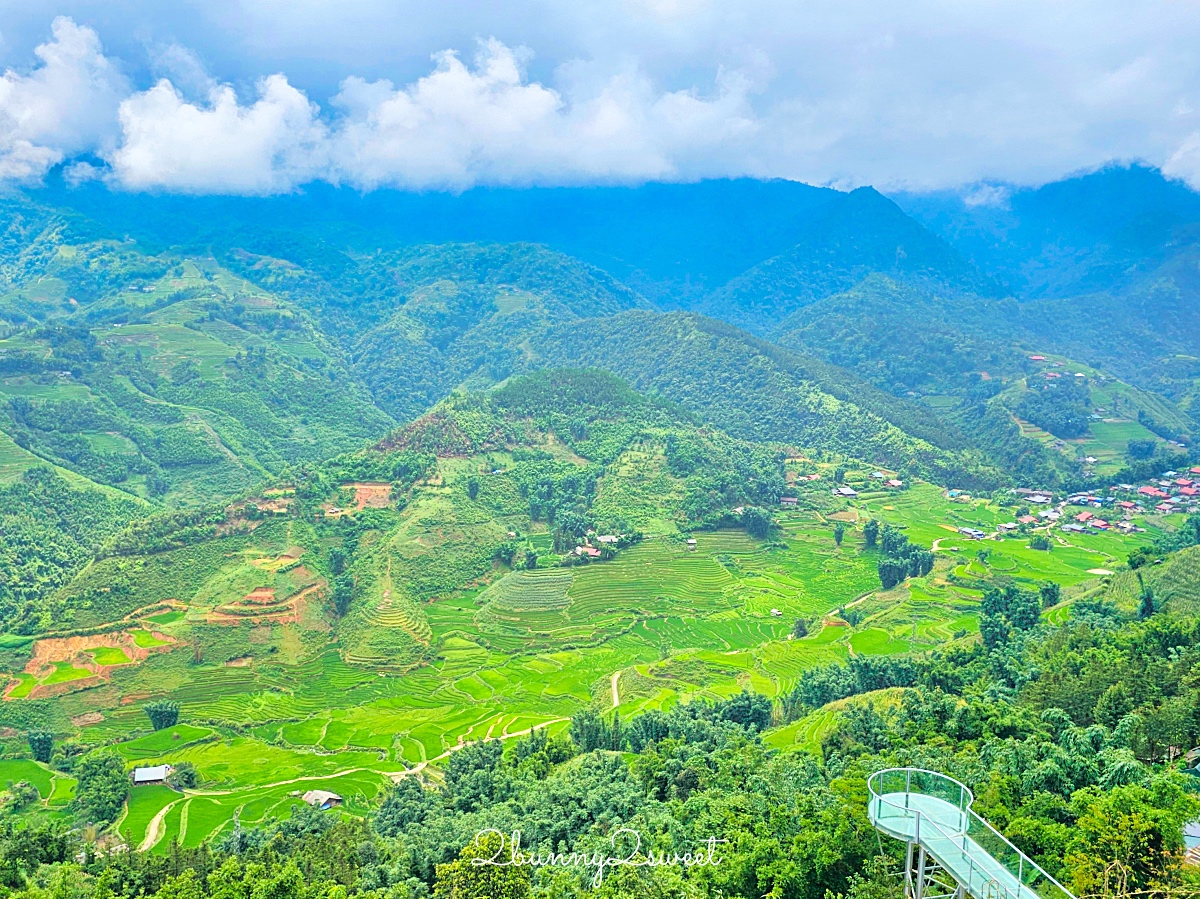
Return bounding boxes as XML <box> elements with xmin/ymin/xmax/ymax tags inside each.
<box><xmin>1</xmin><ymin>456</ymin><xmax>1164</xmax><ymax>849</ymax></box>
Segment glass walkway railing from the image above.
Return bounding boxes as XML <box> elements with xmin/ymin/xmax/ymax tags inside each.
<box><xmin>868</xmin><ymin>768</ymin><xmax>1076</xmax><ymax>899</ymax></box>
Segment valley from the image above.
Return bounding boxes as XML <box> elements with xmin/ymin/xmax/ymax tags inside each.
<box><xmin>0</xmin><ymin>169</ymin><xmax>1198</xmax><ymax>896</ymax></box>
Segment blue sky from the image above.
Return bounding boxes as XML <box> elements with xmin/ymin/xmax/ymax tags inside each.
<box><xmin>2</xmin><ymin>1</ymin><xmax>1200</xmax><ymax>194</ymax></box>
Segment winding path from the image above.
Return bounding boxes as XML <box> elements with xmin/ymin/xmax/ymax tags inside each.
<box><xmin>611</xmin><ymin>670</ymin><xmax>621</xmax><ymax>708</ymax></box>
<box><xmin>139</xmin><ymin>799</ymin><xmax>180</xmax><ymax>851</ymax></box>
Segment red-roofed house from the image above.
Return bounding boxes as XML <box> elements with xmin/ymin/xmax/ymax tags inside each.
<box><xmin>1075</xmin><ymin>511</ymin><xmax>1093</xmax><ymax>522</ymax></box>
<box><xmin>1018</xmin><ymin>515</ymin><xmax>1037</xmax><ymax>524</ymax></box>
<box><xmin>1181</xmin><ymin>487</ymin><xmax>1199</xmax><ymax>497</ymax></box>
<box><xmin>1191</xmin><ymin>466</ymin><xmax>1200</xmax><ymax>475</ymax></box>
<box><xmin>1157</xmin><ymin>503</ymin><xmax>1174</xmax><ymax>512</ymax></box>
<box><xmin>1029</xmin><ymin>355</ymin><xmax>1045</xmax><ymax>361</ymax></box>
<box><xmin>1139</xmin><ymin>486</ymin><xmax>1168</xmax><ymax>498</ymax></box>
<box><xmin>1118</xmin><ymin>501</ymin><xmax>1137</xmax><ymax>509</ymax></box>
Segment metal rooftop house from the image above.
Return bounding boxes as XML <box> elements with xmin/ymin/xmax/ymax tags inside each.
<box><xmin>868</xmin><ymin>768</ymin><xmax>1077</xmax><ymax>899</ymax></box>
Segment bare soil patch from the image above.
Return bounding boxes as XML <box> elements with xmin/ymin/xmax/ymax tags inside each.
<box><xmin>346</xmin><ymin>482</ymin><xmax>392</xmax><ymax>509</ymax></box>
<box><xmin>7</xmin><ymin>629</ymin><xmax>177</xmax><ymax>700</ymax></box>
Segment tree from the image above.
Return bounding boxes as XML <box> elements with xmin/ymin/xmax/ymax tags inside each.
<box><xmin>1029</xmin><ymin>534</ymin><xmax>1051</xmax><ymax>551</ymax></box>
<box><xmin>979</xmin><ymin>612</ymin><xmax>1010</xmax><ymax>650</ymax></box>
<box><xmin>742</xmin><ymin>506</ymin><xmax>774</xmax><ymax>539</ymax></box>
<box><xmin>328</xmin><ymin>548</ymin><xmax>346</xmax><ymax>576</ymax></box>
<box><xmin>1127</xmin><ymin>438</ymin><xmax>1156</xmax><ymax>460</ymax></box>
<box><xmin>863</xmin><ymin>519</ymin><xmax>880</xmax><ymax>548</ymax></box>
<box><xmin>1006</xmin><ymin>589</ymin><xmax>1042</xmax><ymax>630</ymax></box>
<box><xmin>878</xmin><ymin>559</ymin><xmax>908</xmax><ymax>590</ymax></box>
<box><xmin>27</xmin><ymin>732</ymin><xmax>52</xmax><ymax>764</ymax></box>
<box><xmin>1137</xmin><ymin>573</ymin><xmax>1155</xmax><ymax>619</ymax></box>
<box><xmin>523</xmin><ymin>549</ymin><xmax>537</xmax><ymax>570</ymax></box>
<box><xmin>833</xmin><ymin>523</ymin><xmax>845</xmax><ymax>546</ymax></box>
<box><xmin>1066</xmin><ymin>780</ymin><xmax>1199</xmax><ymax>895</ymax></box>
<box><xmin>375</xmin><ymin>777</ymin><xmax>432</xmax><ymax>836</ymax></box>
<box><xmin>5</xmin><ymin>782</ymin><xmax>39</xmax><ymax>811</ymax></box>
<box><xmin>466</xmin><ymin>477</ymin><xmax>480</xmax><ymax>500</ymax></box>
<box><xmin>570</xmin><ymin>709</ymin><xmax>611</xmax><ymax>752</ymax></box>
<box><xmin>331</xmin><ymin>575</ymin><xmax>354</xmax><ymax>617</ymax></box>
<box><xmin>144</xmin><ymin>701</ymin><xmax>179</xmax><ymax>731</ymax></box>
<box><xmin>792</xmin><ymin>618</ymin><xmax>809</xmax><ymax>639</ymax></box>
<box><xmin>167</xmin><ymin>762</ymin><xmax>198</xmax><ymax>790</ymax></box>
<box><xmin>1039</xmin><ymin>582</ymin><xmax>1061</xmax><ymax>608</ymax></box>
<box><xmin>74</xmin><ymin>749</ymin><xmax>128</xmax><ymax>825</ymax></box>
<box><xmin>434</xmin><ymin>830</ymin><xmax>530</xmax><ymax>899</ymax></box>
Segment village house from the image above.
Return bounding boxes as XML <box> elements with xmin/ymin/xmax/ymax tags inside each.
<box><xmin>575</xmin><ymin>545</ymin><xmax>602</xmax><ymax>558</ymax></box>
<box><xmin>132</xmin><ymin>765</ymin><xmax>172</xmax><ymax>786</ymax></box>
<box><xmin>302</xmin><ymin>790</ymin><xmax>343</xmax><ymax>810</ymax></box>
<box><xmin>780</xmin><ymin>496</ymin><xmax>798</xmax><ymax>506</ymax></box>
<box><xmin>834</xmin><ymin>486</ymin><xmax>858</xmax><ymax>497</ymax></box>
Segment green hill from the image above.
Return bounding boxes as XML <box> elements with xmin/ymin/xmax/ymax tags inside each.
<box><xmin>0</xmin><ymin>226</ymin><xmax>394</xmax><ymax>503</ymax></box>
<box><xmin>697</xmin><ymin>187</ymin><xmax>998</xmax><ymax>334</ymax></box>
<box><xmin>772</xmin><ymin>275</ymin><xmax>1195</xmax><ymax>487</ymax></box>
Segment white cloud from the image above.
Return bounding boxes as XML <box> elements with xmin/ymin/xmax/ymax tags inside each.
<box><xmin>0</xmin><ymin>16</ymin><xmax>126</xmax><ymax>179</ymax></box>
<box><xmin>1164</xmin><ymin>132</ymin><xmax>1200</xmax><ymax>189</ymax></box>
<box><xmin>108</xmin><ymin>74</ymin><xmax>327</xmax><ymax>193</ymax></box>
<box><xmin>328</xmin><ymin>39</ymin><xmax>755</xmax><ymax>189</ymax></box>
<box><xmin>4</xmin><ymin>6</ymin><xmax>1200</xmax><ymax>193</ymax></box>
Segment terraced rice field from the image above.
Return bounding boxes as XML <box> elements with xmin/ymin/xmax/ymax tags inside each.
<box><xmin>4</xmin><ymin>463</ymin><xmax>1162</xmax><ymax>848</ymax></box>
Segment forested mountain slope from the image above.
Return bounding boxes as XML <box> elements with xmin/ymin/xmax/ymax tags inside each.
<box><xmin>697</xmin><ymin>187</ymin><xmax>999</xmax><ymax>334</ymax></box>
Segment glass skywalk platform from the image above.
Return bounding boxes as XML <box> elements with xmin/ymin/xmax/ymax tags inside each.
<box><xmin>868</xmin><ymin>769</ymin><xmax>1076</xmax><ymax>899</ymax></box>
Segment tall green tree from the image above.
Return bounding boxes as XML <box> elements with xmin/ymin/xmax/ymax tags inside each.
<box><xmin>74</xmin><ymin>749</ymin><xmax>129</xmax><ymax>825</ymax></box>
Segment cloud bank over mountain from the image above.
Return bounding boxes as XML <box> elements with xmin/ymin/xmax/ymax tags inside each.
<box><xmin>3</xmin><ymin>4</ymin><xmax>1200</xmax><ymax>194</ymax></box>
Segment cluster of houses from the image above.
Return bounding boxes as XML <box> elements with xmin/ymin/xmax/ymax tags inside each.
<box><xmin>1000</xmin><ymin>466</ymin><xmax>1200</xmax><ymax>538</ymax></box>
<box><xmin>573</xmin><ymin>532</ymin><xmax>622</xmax><ymax>558</ymax></box>
<box><xmin>1028</xmin><ymin>354</ymin><xmax>1091</xmax><ymax>382</ymax></box>
<box><xmin>1131</xmin><ymin>469</ymin><xmax>1200</xmax><ymax>514</ymax></box>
